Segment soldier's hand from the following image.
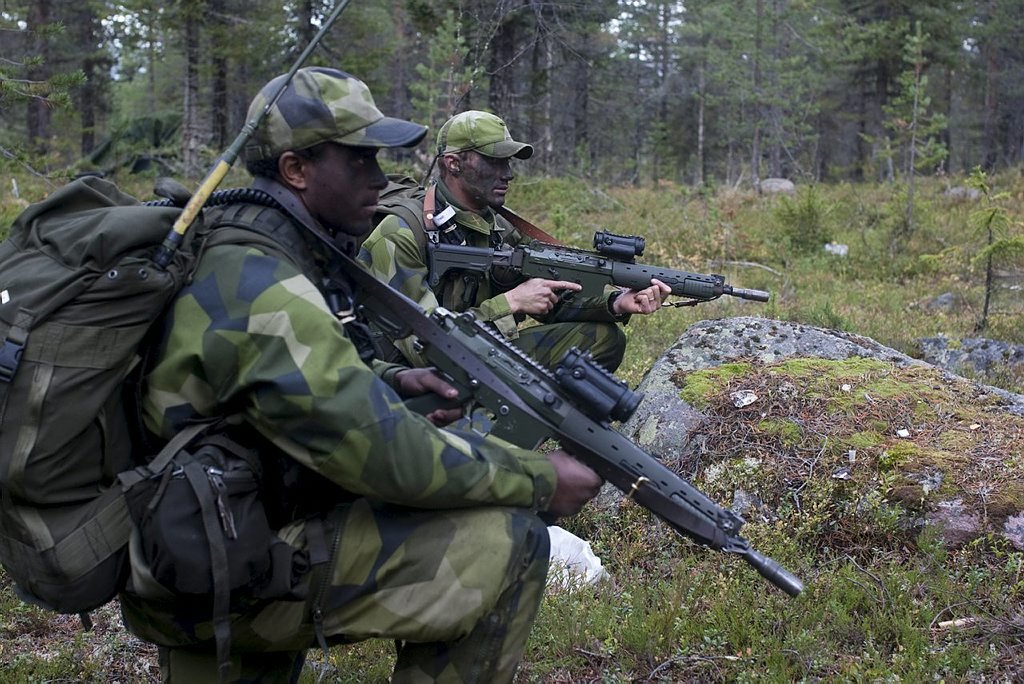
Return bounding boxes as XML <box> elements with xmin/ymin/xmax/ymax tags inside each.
<box><xmin>545</xmin><ymin>449</ymin><xmax>603</xmax><ymax>518</ymax></box>
<box><xmin>394</xmin><ymin>368</ymin><xmax>464</xmax><ymax>426</ymax></box>
<box><xmin>611</xmin><ymin>278</ymin><xmax>672</xmax><ymax>315</ymax></box>
<box><xmin>505</xmin><ymin>278</ymin><xmax>582</xmax><ymax>315</ymax></box>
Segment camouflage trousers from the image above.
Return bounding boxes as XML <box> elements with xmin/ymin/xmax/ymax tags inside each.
<box><xmin>120</xmin><ymin>499</ymin><xmax>551</xmax><ymax>683</ymax></box>
<box><xmin>514</xmin><ymin>321</ymin><xmax>626</xmax><ymax>372</ymax></box>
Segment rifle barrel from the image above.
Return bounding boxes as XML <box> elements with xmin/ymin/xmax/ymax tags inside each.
<box><xmin>723</xmin><ymin>286</ymin><xmax>771</xmax><ymax>302</ymax></box>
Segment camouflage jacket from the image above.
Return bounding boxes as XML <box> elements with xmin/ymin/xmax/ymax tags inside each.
<box><xmin>358</xmin><ymin>179</ymin><xmax>623</xmax><ymax>345</ymax></box>
<box><xmin>141</xmin><ymin>177</ymin><xmax>556</xmax><ymax>514</ymax></box>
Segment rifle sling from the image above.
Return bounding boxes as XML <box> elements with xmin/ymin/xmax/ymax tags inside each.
<box><xmin>420</xmin><ymin>183</ymin><xmax>563</xmax><ymax>246</ymax></box>
<box><xmin>422</xmin><ymin>184</ymin><xmax>438</xmax><ymax>232</ymax></box>
<box><xmin>497</xmin><ymin>207</ymin><xmax>563</xmax><ymax>245</ymax></box>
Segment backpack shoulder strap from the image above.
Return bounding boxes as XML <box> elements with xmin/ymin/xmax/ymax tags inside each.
<box><xmin>375</xmin><ymin>175</ymin><xmax>432</xmax><ymax>255</ymax></box>
<box><xmin>201</xmin><ymin>202</ymin><xmax>312</xmax><ymax>274</ymax></box>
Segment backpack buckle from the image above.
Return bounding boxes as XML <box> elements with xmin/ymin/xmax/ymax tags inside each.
<box><xmin>0</xmin><ymin>338</ymin><xmax>24</xmax><ymax>383</ymax></box>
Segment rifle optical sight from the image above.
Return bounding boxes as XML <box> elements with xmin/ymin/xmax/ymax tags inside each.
<box><xmin>554</xmin><ymin>348</ymin><xmax>642</xmax><ymax>423</ymax></box>
<box><xmin>593</xmin><ymin>231</ymin><xmax>645</xmax><ymax>261</ymax></box>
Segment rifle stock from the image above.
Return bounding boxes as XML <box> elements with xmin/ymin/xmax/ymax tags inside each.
<box><xmin>426</xmin><ymin>234</ymin><xmax>771</xmax><ymax>306</ymax></box>
<box><xmin>347</xmin><ymin>243</ymin><xmax>802</xmax><ymax>595</ymax></box>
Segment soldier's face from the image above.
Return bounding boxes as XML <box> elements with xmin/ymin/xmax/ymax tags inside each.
<box><xmin>301</xmin><ymin>143</ymin><xmax>388</xmax><ymax>236</ymax></box>
<box><xmin>456</xmin><ymin>151</ymin><xmax>514</xmax><ymax>211</ymax></box>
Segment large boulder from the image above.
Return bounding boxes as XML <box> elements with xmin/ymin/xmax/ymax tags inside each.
<box><xmin>918</xmin><ymin>335</ymin><xmax>1024</xmax><ymax>380</ymax></box>
<box><xmin>614</xmin><ymin>317</ymin><xmax>1024</xmax><ymax>551</ymax></box>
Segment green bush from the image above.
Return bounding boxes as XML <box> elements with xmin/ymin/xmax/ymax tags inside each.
<box><xmin>773</xmin><ymin>185</ymin><xmax>834</xmax><ymax>254</ymax></box>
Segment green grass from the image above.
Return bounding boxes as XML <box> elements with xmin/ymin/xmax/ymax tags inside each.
<box><xmin>507</xmin><ymin>172</ymin><xmax>1024</xmax><ymax>393</ymax></box>
<box><xmin>1</xmin><ymin>167</ymin><xmax>1023</xmax><ymax>681</ymax></box>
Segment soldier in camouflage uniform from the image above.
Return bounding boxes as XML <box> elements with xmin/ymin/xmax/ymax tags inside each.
<box><xmin>358</xmin><ymin>110</ymin><xmax>671</xmax><ymax>372</ymax></box>
<box><xmin>118</xmin><ymin>67</ymin><xmax>603</xmax><ymax>683</ymax></box>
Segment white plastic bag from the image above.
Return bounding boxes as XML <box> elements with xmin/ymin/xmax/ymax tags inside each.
<box><xmin>546</xmin><ymin>526</ymin><xmax>609</xmax><ymax>591</ymax></box>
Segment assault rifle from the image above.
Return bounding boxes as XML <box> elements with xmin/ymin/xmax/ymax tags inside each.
<box><xmin>426</xmin><ymin>230</ymin><xmax>771</xmax><ymax>306</ymax></box>
<box><xmin>331</xmin><ymin>248</ymin><xmax>803</xmax><ymax>597</ymax></box>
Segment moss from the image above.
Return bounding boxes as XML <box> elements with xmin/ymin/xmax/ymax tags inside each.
<box><xmin>869</xmin><ymin>419</ymin><xmax>890</xmax><ymax>433</ymax></box>
<box><xmin>886</xmin><ymin>484</ymin><xmax>929</xmax><ymax>511</ymax></box>
<box><xmin>845</xmin><ymin>431</ymin><xmax>883</xmax><ymax>451</ymax></box>
<box><xmin>986</xmin><ymin>481</ymin><xmax>1024</xmax><ymax>519</ymax></box>
<box><xmin>756</xmin><ymin>418</ymin><xmax>804</xmax><ymax>447</ymax></box>
<box><xmin>878</xmin><ymin>442</ymin><xmax>919</xmax><ymax>471</ymax></box>
<box><xmin>675</xmin><ymin>362</ymin><xmax>753</xmax><ymax>408</ymax></box>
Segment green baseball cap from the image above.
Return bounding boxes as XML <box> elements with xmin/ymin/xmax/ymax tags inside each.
<box><xmin>246</xmin><ymin>67</ymin><xmax>427</xmax><ymax>161</ymax></box>
<box><xmin>436</xmin><ymin>111</ymin><xmax>533</xmax><ymax>159</ymax></box>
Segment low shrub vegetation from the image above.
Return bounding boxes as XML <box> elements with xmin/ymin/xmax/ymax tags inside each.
<box><xmin>1</xmin><ymin>167</ymin><xmax>1022</xmax><ymax>681</ymax></box>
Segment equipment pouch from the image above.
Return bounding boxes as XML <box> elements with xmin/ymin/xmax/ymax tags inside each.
<box><xmin>121</xmin><ymin>434</ymin><xmax>307</xmax><ymax>603</ymax></box>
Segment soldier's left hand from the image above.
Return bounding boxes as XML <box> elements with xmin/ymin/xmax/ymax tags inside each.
<box><xmin>395</xmin><ymin>368</ymin><xmax>465</xmax><ymax>426</ymax></box>
<box><xmin>611</xmin><ymin>278</ymin><xmax>672</xmax><ymax>315</ymax></box>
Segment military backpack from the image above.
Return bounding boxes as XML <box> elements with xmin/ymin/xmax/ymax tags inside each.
<box><xmin>0</xmin><ymin>176</ymin><xmax>313</xmax><ymax>622</ymax></box>
<box><xmin>0</xmin><ymin>177</ymin><xmax>197</xmax><ymax>617</ymax></box>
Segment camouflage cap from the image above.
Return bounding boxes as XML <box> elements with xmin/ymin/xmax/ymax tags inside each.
<box><xmin>246</xmin><ymin>67</ymin><xmax>427</xmax><ymax>161</ymax></box>
<box><xmin>436</xmin><ymin>111</ymin><xmax>533</xmax><ymax>160</ymax></box>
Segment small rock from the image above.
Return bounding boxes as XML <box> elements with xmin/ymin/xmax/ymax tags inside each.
<box><xmin>759</xmin><ymin>178</ymin><xmax>796</xmax><ymax>194</ymax></box>
<box><xmin>731</xmin><ymin>390</ymin><xmax>758</xmax><ymax>408</ymax></box>
<box><xmin>943</xmin><ymin>186</ymin><xmax>981</xmax><ymax>201</ymax></box>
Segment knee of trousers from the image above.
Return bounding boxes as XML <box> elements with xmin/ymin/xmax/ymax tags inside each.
<box><xmin>586</xmin><ymin>322</ymin><xmax>627</xmax><ymax>372</ymax></box>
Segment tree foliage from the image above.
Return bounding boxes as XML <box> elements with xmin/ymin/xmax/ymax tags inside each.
<box><xmin>2</xmin><ymin>0</ymin><xmax>1024</xmax><ymax>183</ymax></box>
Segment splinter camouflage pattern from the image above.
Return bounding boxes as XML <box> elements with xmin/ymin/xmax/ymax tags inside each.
<box><xmin>120</xmin><ymin>183</ymin><xmax>558</xmax><ymax>683</ymax></box>
<box><xmin>245</xmin><ymin>67</ymin><xmax>425</xmax><ymax>161</ymax></box>
<box><xmin>436</xmin><ymin>111</ymin><xmax>534</xmax><ymax>160</ymax></box>
<box><xmin>359</xmin><ymin>178</ymin><xmax>628</xmax><ymax>371</ymax></box>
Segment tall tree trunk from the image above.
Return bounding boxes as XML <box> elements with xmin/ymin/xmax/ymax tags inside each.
<box><xmin>181</xmin><ymin>0</ymin><xmax>203</xmax><ymax>179</ymax></box>
<box><xmin>768</xmin><ymin>0</ymin><xmax>783</xmax><ymax>178</ymax></box>
<box><xmin>540</xmin><ymin>38</ymin><xmax>554</xmax><ymax>170</ymax></box>
<box><xmin>572</xmin><ymin>31</ymin><xmax>592</xmax><ymax>174</ymax></box>
<box><xmin>750</xmin><ymin>0</ymin><xmax>764</xmax><ymax>189</ymax></box>
<box><xmin>147</xmin><ymin>8</ymin><xmax>158</xmax><ymax>105</ymax></box>
<box><xmin>982</xmin><ymin>42</ymin><xmax>1000</xmax><ymax>170</ymax></box>
<box><xmin>696</xmin><ymin>26</ymin><xmax>708</xmax><ymax>187</ymax></box>
<box><xmin>26</xmin><ymin>0</ymin><xmax>53</xmax><ymax>155</ymax></box>
<box><xmin>209</xmin><ymin>0</ymin><xmax>229</xmax><ymax>149</ymax></box>
<box><xmin>296</xmin><ymin>0</ymin><xmax>316</xmax><ymax>57</ymax></box>
<box><xmin>70</xmin><ymin>2</ymin><xmax>105</xmax><ymax>156</ymax></box>
<box><xmin>487</xmin><ymin>2</ymin><xmax>522</xmax><ymax>125</ymax></box>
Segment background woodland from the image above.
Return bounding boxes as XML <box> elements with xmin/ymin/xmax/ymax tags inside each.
<box><xmin>3</xmin><ymin>0</ymin><xmax>1024</xmax><ymax>188</ymax></box>
<box><xmin>3</xmin><ymin>3</ymin><xmax>1024</xmax><ymax>680</ymax></box>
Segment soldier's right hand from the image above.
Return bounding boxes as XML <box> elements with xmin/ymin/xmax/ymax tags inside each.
<box><xmin>505</xmin><ymin>278</ymin><xmax>582</xmax><ymax>315</ymax></box>
<box><xmin>545</xmin><ymin>449</ymin><xmax>602</xmax><ymax>518</ymax></box>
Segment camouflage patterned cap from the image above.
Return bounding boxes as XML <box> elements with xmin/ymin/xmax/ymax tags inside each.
<box><xmin>436</xmin><ymin>111</ymin><xmax>533</xmax><ymax>160</ymax></box>
<box><xmin>246</xmin><ymin>67</ymin><xmax>427</xmax><ymax>161</ymax></box>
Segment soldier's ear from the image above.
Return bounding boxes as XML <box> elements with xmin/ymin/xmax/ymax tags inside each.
<box><xmin>442</xmin><ymin>153</ymin><xmax>460</xmax><ymax>175</ymax></box>
<box><xmin>278</xmin><ymin>151</ymin><xmax>309</xmax><ymax>190</ymax></box>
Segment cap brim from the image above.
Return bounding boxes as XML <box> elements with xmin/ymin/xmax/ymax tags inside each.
<box><xmin>479</xmin><ymin>140</ymin><xmax>534</xmax><ymax>159</ymax></box>
<box><xmin>339</xmin><ymin>116</ymin><xmax>428</xmax><ymax>148</ymax></box>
